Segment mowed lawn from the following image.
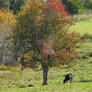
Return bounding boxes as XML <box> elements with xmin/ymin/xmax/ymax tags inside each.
<box><xmin>0</xmin><ymin>16</ymin><xmax>92</xmax><ymax>92</ymax></box>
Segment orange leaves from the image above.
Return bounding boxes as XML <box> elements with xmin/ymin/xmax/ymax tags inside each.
<box><xmin>68</xmin><ymin>54</ymin><xmax>75</xmax><ymax>59</ymax></box>
<box><xmin>42</xmin><ymin>40</ymin><xmax>55</xmax><ymax>60</ymax></box>
<box><xmin>23</xmin><ymin>53</ymin><xmax>31</xmax><ymax>61</ymax></box>
<box><xmin>19</xmin><ymin>52</ymin><xmax>31</xmax><ymax>63</ymax></box>
<box><xmin>78</xmin><ymin>39</ymin><xmax>84</xmax><ymax>43</ymax></box>
<box><xmin>64</xmin><ymin>18</ymin><xmax>74</xmax><ymax>25</ymax></box>
<box><xmin>42</xmin><ymin>41</ymin><xmax>54</xmax><ymax>55</ymax></box>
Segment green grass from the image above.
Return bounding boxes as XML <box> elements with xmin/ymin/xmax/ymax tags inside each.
<box><xmin>74</xmin><ymin>13</ymin><xmax>92</xmax><ymax>22</ymax></box>
<box><xmin>1</xmin><ymin>57</ymin><xmax>92</xmax><ymax>92</ymax></box>
<box><xmin>0</xmin><ymin>15</ymin><xmax>92</xmax><ymax>92</ymax></box>
<box><xmin>70</xmin><ymin>17</ymin><xmax>92</xmax><ymax>35</ymax></box>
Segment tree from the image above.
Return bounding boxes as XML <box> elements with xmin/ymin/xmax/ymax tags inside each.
<box><xmin>0</xmin><ymin>9</ymin><xmax>16</xmax><ymax>65</ymax></box>
<box><xmin>61</xmin><ymin>0</ymin><xmax>83</xmax><ymax>15</ymax></box>
<box><xmin>12</xmin><ymin>0</ymin><xmax>82</xmax><ymax>85</ymax></box>
<box><xmin>83</xmin><ymin>0</ymin><xmax>92</xmax><ymax>9</ymax></box>
<box><xmin>9</xmin><ymin>0</ymin><xmax>15</xmax><ymax>10</ymax></box>
<box><xmin>9</xmin><ymin>0</ymin><xmax>25</xmax><ymax>14</ymax></box>
<box><xmin>0</xmin><ymin>9</ymin><xmax>16</xmax><ymax>25</ymax></box>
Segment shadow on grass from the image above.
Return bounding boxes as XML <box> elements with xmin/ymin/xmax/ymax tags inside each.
<box><xmin>0</xmin><ymin>67</ymin><xmax>11</xmax><ymax>71</ymax></box>
<box><xmin>79</xmin><ymin>80</ymin><xmax>92</xmax><ymax>83</ymax></box>
<box><xmin>89</xmin><ymin>62</ymin><xmax>92</xmax><ymax>63</ymax></box>
<box><xmin>80</xmin><ymin>34</ymin><xmax>92</xmax><ymax>41</ymax></box>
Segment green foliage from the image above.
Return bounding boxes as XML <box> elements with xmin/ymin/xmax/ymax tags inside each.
<box><xmin>83</xmin><ymin>0</ymin><xmax>92</xmax><ymax>9</ymax></box>
<box><xmin>62</xmin><ymin>0</ymin><xmax>83</xmax><ymax>15</ymax></box>
<box><xmin>9</xmin><ymin>0</ymin><xmax>25</xmax><ymax>14</ymax></box>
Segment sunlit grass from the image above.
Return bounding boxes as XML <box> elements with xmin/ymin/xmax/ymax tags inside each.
<box><xmin>70</xmin><ymin>18</ymin><xmax>92</xmax><ymax>35</ymax></box>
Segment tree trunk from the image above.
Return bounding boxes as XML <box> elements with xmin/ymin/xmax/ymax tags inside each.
<box><xmin>42</xmin><ymin>67</ymin><xmax>48</xmax><ymax>85</ymax></box>
<box><xmin>21</xmin><ymin>65</ymin><xmax>24</xmax><ymax>71</ymax></box>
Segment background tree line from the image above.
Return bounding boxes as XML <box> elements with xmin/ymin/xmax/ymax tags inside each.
<box><xmin>61</xmin><ymin>0</ymin><xmax>92</xmax><ymax>15</ymax></box>
<box><xmin>0</xmin><ymin>0</ymin><xmax>92</xmax><ymax>15</ymax></box>
<box><xmin>0</xmin><ymin>0</ymin><xmax>25</xmax><ymax>14</ymax></box>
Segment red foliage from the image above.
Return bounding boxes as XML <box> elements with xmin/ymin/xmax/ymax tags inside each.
<box><xmin>47</xmin><ymin>0</ymin><xmax>57</xmax><ymax>3</ymax></box>
<box><xmin>42</xmin><ymin>40</ymin><xmax>55</xmax><ymax>60</ymax></box>
<box><xmin>78</xmin><ymin>39</ymin><xmax>84</xmax><ymax>43</ymax></box>
<box><xmin>68</xmin><ymin>54</ymin><xmax>75</xmax><ymax>59</ymax></box>
<box><xmin>71</xmin><ymin>31</ymin><xmax>77</xmax><ymax>37</ymax></box>
<box><xmin>46</xmin><ymin>0</ymin><xmax>69</xmax><ymax>15</ymax></box>
<box><xmin>64</xmin><ymin>18</ymin><xmax>74</xmax><ymax>25</ymax></box>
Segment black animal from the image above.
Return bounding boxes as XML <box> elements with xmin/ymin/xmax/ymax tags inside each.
<box><xmin>28</xmin><ymin>84</ymin><xmax>34</xmax><ymax>87</ymax></box>
<box><xmin>63</xmin><ymin>73</ymin><xmax>73</xmax><ymax>84</ymax></box>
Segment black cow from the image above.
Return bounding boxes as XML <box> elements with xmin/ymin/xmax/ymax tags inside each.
<box><xmin>63</xmin><ymin>73</ymin><xmax>73</xmax><ymax>84</ymax></box>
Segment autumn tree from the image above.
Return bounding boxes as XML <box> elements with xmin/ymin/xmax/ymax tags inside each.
<box><xmin>12</xmin><ymin>0</ymin><xmax>82</xmax><ymax>85</ymax></box>
<box><xmin>0</xmin><ymin>9</ymin><xmax>16</xmax><ymax>65</ymax></box>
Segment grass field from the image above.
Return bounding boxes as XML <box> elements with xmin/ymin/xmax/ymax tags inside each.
<box><xmin>1</xmin><ymin>58</ymin><xmax>92</xmax><ymax>92</ymax></box>
<box><xmin>70</xmin><ymin>14</ymin><xmax>92</xmax><ymax>35</ymax></box>
<box><xmin>0</xmin><ymin>15</ymin><xmax>92</xmax><ymax>92</ymax></box>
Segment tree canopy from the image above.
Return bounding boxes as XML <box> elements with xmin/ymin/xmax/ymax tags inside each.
<box><xmin>9</xmin><ymin>0</ymin><xmax>25</xmax><ymax>14</ymax></box>
<box><xmin>83</xmin><ymin>0</ymin><xmax>92</xmax><ymax>9</ymax></box>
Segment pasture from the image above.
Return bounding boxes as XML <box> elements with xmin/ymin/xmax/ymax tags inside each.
<box><xmin>0</xmin><ymin>14</ymin><xmax>92</xmax><ymax>92</ymax></box>
<box><xmin>70</xmin><ymin>14</ymin><xmax>92</xmax><ymax>35</ymax></box>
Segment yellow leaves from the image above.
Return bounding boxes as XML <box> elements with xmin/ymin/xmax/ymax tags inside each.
<box><xmin>18</xmin><ymin>5</ymin><xmax>30</xmax><ymax>18</ymax></box>
<box><xmin>0</xmin><ymin>9</ymin><xmax>16</xmax><ymax>26</ymax></box>
<box><xmin>17</xmin><ymin>0</ymin><xmax>45</xmax><ymax>19</ymax></box>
